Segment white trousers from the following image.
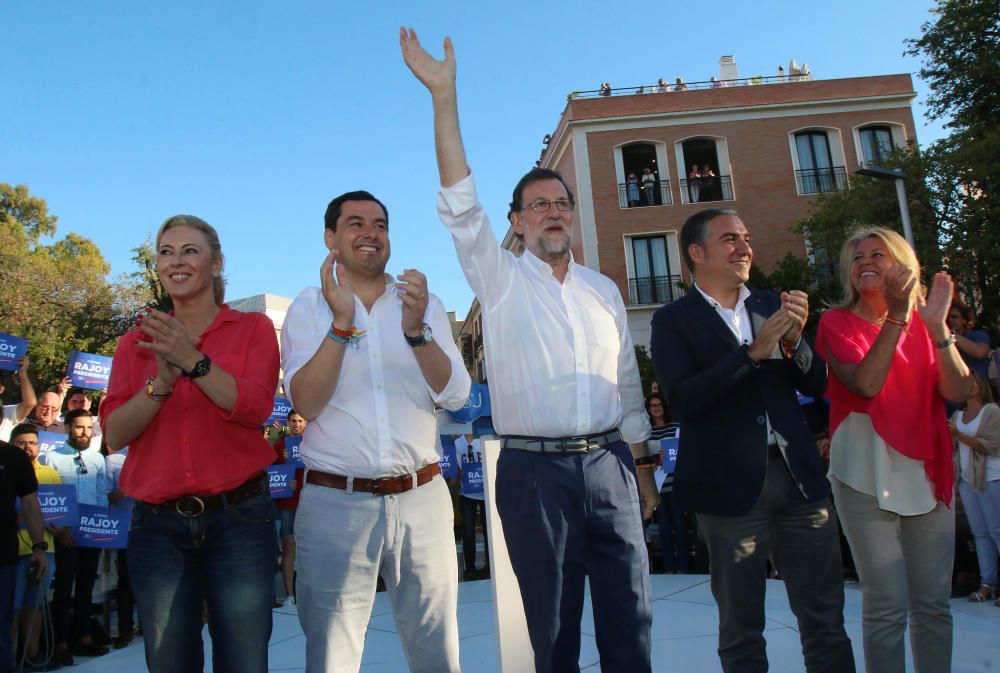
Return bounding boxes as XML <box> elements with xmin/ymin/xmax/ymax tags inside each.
<box><xmin>295</xmin><ymin>475</ymin><xmax>460</xmax><ymax>673</ymax></box>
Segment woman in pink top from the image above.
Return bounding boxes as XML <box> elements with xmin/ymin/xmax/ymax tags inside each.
<box><xmin>816</xmin><ymin>226</ymin><xmax>975</xmax><ymax>673</ymax></box>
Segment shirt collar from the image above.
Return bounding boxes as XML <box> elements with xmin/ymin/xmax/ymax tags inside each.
<box><xmin>521</xmin><ymin>247</ymin><xmax>576</xmax><ymax>281</ymax></box>
<box><xmin>694</xmin><ymin>281</ymin><xmax>751</xmax><ymax>312</ymax></box>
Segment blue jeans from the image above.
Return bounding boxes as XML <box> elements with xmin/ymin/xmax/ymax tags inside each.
<box><xmin>128</xmin><ymin>491</ymin><xmax>275</xmax><ymax>673</ymax></box>
<box><xmin>959</xmin><ymin>479</ymin><xmax>1000</xmax><ymax>586</ymax></box>
<box><xmin>496</xmin><ymin>441</ymin><xmax>652</xmax><ymax>673</ymax></box>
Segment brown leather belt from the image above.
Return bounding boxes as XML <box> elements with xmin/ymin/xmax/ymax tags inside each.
<box><xmin>147</xmin><ymin>472</ymin><xmax>268</xmax><ymax>518</ymax></box>
<box><xmin>306</xmin><ymin>462</ymin><xmax>441</xmax><ymax>495</ymax></box>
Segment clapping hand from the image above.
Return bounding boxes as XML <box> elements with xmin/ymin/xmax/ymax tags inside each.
<box><xmin>136</xmin><ymin>309</ymin><xmax>202</xmax><ymax>373</ymax></box>
<box><xmin>747</xmin><ymin>311</ymin><xmax>794</xmax><ymax>362</ymax></box>
<box><xmin>917</xmin><ymin>271</ymin><xmax>954</xmax><ymax>336</ymax></box>
<box><xmin>883</xmin><ymin>263</ymin><xmax>918</xmax><ymax>320</ymax></box>
<box><xmin>779</xmin><ymin>290</ymin><xmax>809</xmax><ymax>345</ymax></box>
<box><xmin>397</xmin><ymin>269</ymin><xmax>430</xmax><ymax>336</ymax></box>
<box><xmin>320</xmin><ymin>249</ymin><xmax>356</xmax><ymax>330</ymax></box>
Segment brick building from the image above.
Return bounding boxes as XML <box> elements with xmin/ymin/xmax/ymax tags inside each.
<box><xmin>456</xmin><ymin>58</ymin><xmax>919</xmax><ymax>367</ymax></box>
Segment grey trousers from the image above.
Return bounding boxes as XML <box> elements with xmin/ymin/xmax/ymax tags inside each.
<box><xmin>697</xmin><ymin>452</ymin><xmax>855</xmax><ymax>673</ymax></box>
<box><xmin>831</xmin><ymin>477</ymin><xmax>954</xmax><ymax>673</ymax></box>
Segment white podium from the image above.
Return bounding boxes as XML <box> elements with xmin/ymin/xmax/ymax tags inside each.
<box><xmin>481</xmin><ymin>437</ymin><xmax>536</xmax><ymax>673</ymax></box>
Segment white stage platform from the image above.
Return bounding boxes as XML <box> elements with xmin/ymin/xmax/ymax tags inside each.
<box><xmin>71</xmin><ymin>574</ymin><xmax>1000</xmax><ymax>672</ymax></box>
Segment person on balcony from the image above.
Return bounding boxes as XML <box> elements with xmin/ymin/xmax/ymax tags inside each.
<box><xmin>627</xmin><ymin>173</ymin><xmax>641</xmax><ymax>207</ymax></box>
<box><xmin>641</xmin><ymin>168</ymin><xmax>656</xmax><ymax>206</ymax></box>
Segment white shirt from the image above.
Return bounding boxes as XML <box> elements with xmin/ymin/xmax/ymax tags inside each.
<box><xmin>694</xmin><ymin>283</ymin><xmax>754</xmax><ymax>346</ymax></box>
<box><xmin>281</xmin><ymin>283</ymin><xmax>471</xmax><ymax>477</ymax></box>
<box><xmin>0</xmin><ymin>404</ymin><xmax>27</xmax><ymax>443</ymax></box>
<box><xmin>455</xmin><ymin>436</ymin><xmax>485</xmax><ymax>500</ymax></box>
<box><xmin>437</xmin><ymin>173</ymin><xmax>650</xmax><ymax>444</ymax></box>
<box><xmin>41</xmin><ymin>444</ymin><xmax>109</xmax><ymax>507</ymax></box>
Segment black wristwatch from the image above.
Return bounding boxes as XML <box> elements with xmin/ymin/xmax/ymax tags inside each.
<box><xmin>182</xmin><ymin>355</ymin><xmax>212</xmax><ymax>379</ymax></box>
<box><xmin>404</xmin><ymin>323</ymin><xmax>434</xmax><ymax>348</ymax></box>
<box><xmin>31</xmin><ymin>541</ymin><xmax>48</xmax><ymax>552</ymax></box>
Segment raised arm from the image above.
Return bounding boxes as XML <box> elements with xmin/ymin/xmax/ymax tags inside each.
<box><xmin>920</xmin><ymin>272</ymin><xmax>975</xmax><ymax>403</ymax></box>
<box><xmin>400</xmin><ymin>27</ymin><xmax>469</xmax><ymax>188</ymax></box>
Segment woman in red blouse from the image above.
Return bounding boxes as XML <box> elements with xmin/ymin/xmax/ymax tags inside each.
<box><xmin>102</xmin><ymin>215</ymin><xmax>279</xmax><ymax>673</ymax></box>
<box><xmin>816</xmin><ymin>226</ymin><xmax>974</xmax><ymax>673</ymax></box>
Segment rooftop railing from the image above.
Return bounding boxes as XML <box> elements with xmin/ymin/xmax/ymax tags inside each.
<box><xmin>571</xmin><ymin>73</ymin><xmax>812</xmax><ymax>100</ymax></box>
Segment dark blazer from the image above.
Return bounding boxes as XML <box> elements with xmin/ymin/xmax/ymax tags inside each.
<box><xmin>650</xmin><ymin>288</ymin><xmax>829</xmax><ymax>517</ymax></box>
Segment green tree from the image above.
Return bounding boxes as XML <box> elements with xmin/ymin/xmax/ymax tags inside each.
<box><xmin>0</xmin><ymin>184</ymin><xmax>152</xmax><ymax>393</ymax></box>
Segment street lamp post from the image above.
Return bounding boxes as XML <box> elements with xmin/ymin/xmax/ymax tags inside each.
<box><xmin>853</xmin><ymin>165</ymin><xmax>914</xmax><ymax>248</ymax></box>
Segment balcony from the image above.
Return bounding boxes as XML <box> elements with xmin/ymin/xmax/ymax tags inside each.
<box><xmin>628</xmin><ymin>274</ymin><xmax>683</xmax><ymax>306</ymax></box>
<box><xmin>678</xmin><ymin>175</ymin><xmax>734</xmax><ymax>204</ymax></box>
<box><xmin>795</xmin><ymin>167</ymin><xmax>848</xmax><ymax>195</ymax></box>
<box><xmin>618</xmin><ymin>180</ymin><xmax>673</xmax><ymax>208</ymax></box>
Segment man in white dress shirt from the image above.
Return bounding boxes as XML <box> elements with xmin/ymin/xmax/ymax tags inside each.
<box><xmin>281</xmin><ymin>189</ymin><xmax>471</xmax><ymax>673</ymax></box>
<box><xmin>402</xmin><ymin>29</ymin><xmax>658</xmax><ymax>673</ymax></box>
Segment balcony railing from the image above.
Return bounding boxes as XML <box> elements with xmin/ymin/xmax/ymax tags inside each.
<box><xmin>678</xmin><ymin>175</ymin><xmax>734</xmax><ymax>204</ymax></box>
<box><xmin>795</xmin><ymin>167</ymin><xmax>848</xmax><ymax>195</ymax></box>
<box><xmin>618</xmin><ymin>180</ymin><xmax>673</xmax><ymax>208</ymax></box>
<box><xmin>628</xmin><ymin>274</ymin><xmax>684</xmax><ymax>306</ymax></box>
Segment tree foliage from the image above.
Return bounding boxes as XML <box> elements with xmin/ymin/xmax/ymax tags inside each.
<box><xmin>0</xmin><ymin>184</ymin><xmax>153</xmax><ymax>395</ymax></box>
<box><xmin>798</xmin><ymin>0</ymin><xmax>1000</xmax><ymax>333</ymax></box>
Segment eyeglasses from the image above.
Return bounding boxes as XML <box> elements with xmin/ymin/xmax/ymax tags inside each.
<box><xmin>522</xmin><ymin>198</ymin><xmax>574</xmax><ymax>213</ymax></box>
<box><xmin>73</xmin><ymin>454</ymin><xmax>88</xmax><ymax>475</ymax></box>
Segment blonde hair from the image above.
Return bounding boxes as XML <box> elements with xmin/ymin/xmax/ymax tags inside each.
<box><xmin>832</xmin><ymin>226</ymin><xmax>922</xmax><ymax>310</ymax></box>
<box><xmin>155</xmin><ymin>215</ymin><xmax>226</xmax><ymax>305</ymax></box>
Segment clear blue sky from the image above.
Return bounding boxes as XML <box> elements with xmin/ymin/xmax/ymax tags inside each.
<box><xmin>2</xmin><ymin>1</ymin><xmax>947</xmax><ymax>319</ymax></box>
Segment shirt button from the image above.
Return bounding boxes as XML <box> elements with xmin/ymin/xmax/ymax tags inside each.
<box><xmin>756</xmin><ymin>416</ymin><xmax>765</xmax><ymax>425</ymax></box>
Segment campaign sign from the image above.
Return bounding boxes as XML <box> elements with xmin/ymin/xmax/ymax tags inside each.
<box><xmin>267</xmin><ymin>464</ymin><xmax>295</xmax><ymax>499</ymax></box>
<box><xmin>268</xmin><ymin>397</ymin><xmax>293</xmax><ymax>426</ymax></box>
<box><xmin>661</xmin><ymin>437</ymin><xmax>679</xmax><ymax>475</ymax></box>
<box><xmin>66</xmin><ymin>351</ymin><xmax>113</xmax><ymax>391</ymax></box>
<box><xmin>283</xmin><ymin>435</ymin><xmax>305</xmax><ymax>468</ymax></box>
<box><xmin>38</xmin><ymin>432</ymin><xmax>67</xmax><ymax>458</ymax></box>
<box><xmin>450</xmin><ymin>383</ymin><xmax>491</xmax><ymax>423</ymax></box>
<box><xmin>39</xmin><ymin>484</ymin><xmax>78</xmax><ymax>526</ymax></box>
<box><xmin>460</xmin><ymin>450</ymin><xmax>484</xmax><ymax>496</ymax></box>
<box><xmin>76</xmin><ymin>503</ymin><xmax>130</xmax><ymax>549</ymax></box>
<box><xmin>439</xmin><ymin>435</ymin><xmax>458</xmax><ymax>479</ymax></box>
<box><xmin>0</xmin><ymin>334</ymin><xmax>28</xmax><ymax>372</ymax></box>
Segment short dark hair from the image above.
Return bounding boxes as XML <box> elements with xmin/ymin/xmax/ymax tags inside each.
<box><xmin>645</xmin><ymin>393</ymin><xmax>671</xmax><ymax>421</ymax></box>
<box><xmin>63</xmin><ymin>408</ymin><xmax>93</xmax><ymax>426</ymax></box>
<box><xmin>507</xmin><ymin>168</ymin><xmax>576</xmax><ymax>223</ymax></box>
<box><xmin>324</xmin><ymin>191</ymin><xmax>389</xmax><ymax>232</ymax></box>
<box><xmin>680</xmin><ymin>208</ymin><xmax>738</xmax><ymax>274</ymax></box>
<box><xmin>287</xmin><ymin>409</ymin><xmax>303</xmax><ymax>419</ymax></box>
<box><xmin>8</xmin><ymin>423</ymin><xmax>37</xmax><ymax>444</ymax></box>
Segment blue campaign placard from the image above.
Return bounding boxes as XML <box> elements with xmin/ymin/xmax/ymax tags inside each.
<box><xmin>66</xmin><ymin>351</ymin><xmax>113</xmax><ymax>391</ymax></box>
<box><xmin>0</xmin><ymin>334</ymin><xmax>28</xmax><ymax>372</ymax></box>
<box><xmin>268</xmin><ymin>397</ymin><xmax>293</xmax><ymax>426</ymax></box>
<box><xmin>75</xmin><ymin>503</ymin><xmax>130</xmax><ymax>549</ymax></box>
<box><xmin>459</xmin><ymin>445</ymin><xmax>484</xmax><ymax>496</ymax></box>
<box><xmin>450</xmin><ymin>383</ymin><xmax>491</xmax><ymax>423</ymax></box>
<box><xmin>439</xmin><ymin>435</ymin><xmax>458</xmax><ymax>479</ymax></box>
<box><xmin>283</xmin><ymin>435</ymin><xmax>305</xmax><ymax>468</ymax></box>
<box><xmin>661</xmin><ymin>437</ymin><xmax>679</xmax><ymax>475</ymax></box>
<box><xmin>37</xmin><ymin>484</ymin><xmax>78</xmax><ymax>526</ymax></box>
<box><xmin>267</xmin><ymin>464</ymin><xmax>295</xmax><ymax>499</ymax></box>
<box><xmin>38</xmin><ymin>432</ymin><xmax>67</xmax><ymax>458</ymax></box>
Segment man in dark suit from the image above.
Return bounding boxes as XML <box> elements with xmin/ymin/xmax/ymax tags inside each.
<box><xmin>650</xmin><ymin>209</ymin><xmax>854</xmax><ymax>673</ymax></box>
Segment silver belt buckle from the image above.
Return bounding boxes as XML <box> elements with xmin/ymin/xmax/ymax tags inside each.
<box><xmin>175</xmin><ymin>496</ymin><xmax>206</xmax><ymax>518</ymax></box>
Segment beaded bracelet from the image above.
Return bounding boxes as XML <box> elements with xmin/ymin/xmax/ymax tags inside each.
<box><xmin>144</xmin><ymin>377</ymin><xmax>172</xmax><ymax>403</ymax></box>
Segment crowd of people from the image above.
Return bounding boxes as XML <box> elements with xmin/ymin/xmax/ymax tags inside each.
<box><xmin>0</xmin><ymin>27</ymin><xmax>997</xmax><ymax>673</ymax></box>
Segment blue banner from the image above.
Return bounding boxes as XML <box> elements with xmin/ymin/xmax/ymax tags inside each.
<box><xmin>459</xmin><ymin>442</ymin><xmax>484</xmax><ymax>496</ymax></box>
<box><xmin>66</xmin><ymin>351</ymin><xmax>113</xmax><ymax>391</ymax></box>
<box><xmin>267</xmin><ymin>464</ymin><xmax>295</xmax><ymax>499</ymax></box>
<box><xmin>76</xmin><ymin>503</ymin><xmax>131</xmax><ymax>549</ymax></box>
<box><xmin>450</xmin><ymin>383</ymin><xmax>491</xmax><ymax>423</ymax></box>
<box><xmin>661</xmin><ymin>437</ymin><xmax>679</xmax><ymax>475</ymax></box>
<box><xmin>0</xmin><ymin>334</ymin><xmax>28</xmax><ymax>372</ymax></box>
<box><xmin>439</xmin><ymin>435</ymin><xmax>458</xmax><ymax>479</ymax></box>
<box><xmin>38</xmin><ymin>432</ymin><xmax>67</xmax><ymax>459</ymax></box>
<box><xmin>268</xmin><ymin>397</ymin><xmax>293</xmax><ymax>426</ymax></box>
<box><xmin>283</xmin><ymin>435</ymin><xmax>304</xmax><ymax>468</ymax></box>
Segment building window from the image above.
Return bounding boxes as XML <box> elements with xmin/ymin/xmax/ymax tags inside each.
<box><xmin>618</xmin><ymin>142</ymin><xmax>671</xmax><ymax>208</ymax></box>
<box><xmin>858</xmin><ymin>125</ymin><xmax>896</xmax><ymax>164</ymax></box>
<box><xmin>628</xmin><ymin>235</ymin><xmax>682</xmax><ymax>306</ymax></box>
<box><xmin>794</xmin><ymin>131</ymin><xmax>847</xmax><ymax>194</ymax></box>
<box><xmin>678</xmin><ymin>138</ymin><xmax>734</xmax><ymax>203</ymax></box>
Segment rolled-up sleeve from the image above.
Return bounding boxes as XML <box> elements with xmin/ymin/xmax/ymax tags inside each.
<box><xmin>280</xmin><ymin>288</ymin><xmax>328</xmax><ymax>410</ymax></box>
<box><xmin>220</xmin><ymin>314</ymin><xmax>280</xmax><ymax>428</ymax></box>
<box><xmin>100</xmin><ymin>335</ymin><xmax>137</xmax><ymax>435</ymax></box>
<box><xmin>425</xmin><ymin>296</ymin><xmax>472</xmax><ymax>411</ymax></box>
